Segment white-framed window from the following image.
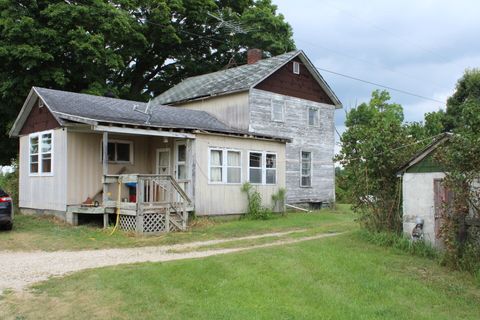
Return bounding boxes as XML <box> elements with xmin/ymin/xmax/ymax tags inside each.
<box><xmin>29</xmin><ymin>130</ymin><xmax>53</xmax><ymax>176</ymax></box>
<box><xmin>293</xmin><ymin>61</ymin><xmax>300</xmax><ymax>74</ymax></box>
<box><xmin>176</xmin><ymin>142</ymin><xmax>187</xmax><ymax>180</ymax></box>
<box><xmin>248</xmin><ymin>151</ymin><xmax>277</xmax><ymax>185</ymax></box>
<box><xmin>301</xmin><ymin>151</ymin><xmax>312</xmax><ymax>187</ymax></box>
<box><xmin>266</xmin><ymin>153</ymin><xmax>277</xmax><ymax>184</ymax></box>
<box><xmin>308</xmin><ymin>108</ymin><xmax>319</xmax><ymax>126</ymax></box>
<box><xmin>101</xmin><ymin>140</ymin><xmax>133</xmax><ymax>164</ymax></box>
<box><xmin>208</xmin><ymin>148</ymin><xmax>242</xmax><ymax>184</ymax></box>
<box><xmin>271</xmin><ymin>99</ymin><xmax>285</xmax><ymax>122</ymax></box>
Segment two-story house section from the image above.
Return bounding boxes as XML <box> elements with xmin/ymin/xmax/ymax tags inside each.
<box><xmin>152</xmin><ymin>49</ymin><xmax>342</xmax><ymax>208</ymax></box>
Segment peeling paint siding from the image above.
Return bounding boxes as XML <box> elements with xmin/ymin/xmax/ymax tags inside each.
<box><xmin>249</xmin><ymin>89</ymin><xmax>335</xmax><ymax>204</ymax></box>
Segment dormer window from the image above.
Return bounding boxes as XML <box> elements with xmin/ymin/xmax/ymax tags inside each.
<box><xmin>293</xmin><ymin>61</ymin><xmax>300</xmax><ymax>74</ymax></box>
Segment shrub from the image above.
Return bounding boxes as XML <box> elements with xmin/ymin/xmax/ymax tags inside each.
<box><xmin>241</xmin><ymin>182</ymin><xmax>272</xmax><ymax>220</ymax></box>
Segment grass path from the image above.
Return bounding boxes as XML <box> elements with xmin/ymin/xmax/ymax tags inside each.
<box><xmin>2</xmin><ymin>231</ymin><xmax>479</xmax><ymax>320</ymax></box>
<box><xmin>0</xmin><ymin>229</ymin><xmax>340</xmax><ymax>293</ymax></box>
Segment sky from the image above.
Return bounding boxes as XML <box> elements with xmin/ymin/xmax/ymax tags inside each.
<box><xmin>274</xmin><ymin>0</ymin><xmax>480</xmax><ymax>153</ymax></box>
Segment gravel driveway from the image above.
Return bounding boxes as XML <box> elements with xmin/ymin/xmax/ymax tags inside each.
<box><xmin>0</xmin><ymin>231</ymin><xmax>339</xmax><ymax>293</ymax></box>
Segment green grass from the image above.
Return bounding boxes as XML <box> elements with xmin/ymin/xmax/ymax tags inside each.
<box><xmin>2</xmin><ymin>231</ymin><xmax>479</xmax><ymax>319</ymax></box>
<box><xmin>0</xmin><ymin>204</ymin><xmax>354</xmax><ymax>251</ymax></box>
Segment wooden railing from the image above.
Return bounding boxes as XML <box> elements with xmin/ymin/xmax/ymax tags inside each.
<box><xmin>104</xmin><ymin>174</ymin><xmax>192</xmax><ymax>232</ymax></box>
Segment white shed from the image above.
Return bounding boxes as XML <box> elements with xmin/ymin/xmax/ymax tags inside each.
<box><xmin>396</xmin><ymin>133</ymin><xmax>452</xmax><ymax>247</ymax></box>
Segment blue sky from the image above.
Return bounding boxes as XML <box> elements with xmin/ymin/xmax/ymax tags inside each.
<box><xmin>274</xmin><ymin>0</ymin><xmax>480</xmax><ymax>152</ymax></box>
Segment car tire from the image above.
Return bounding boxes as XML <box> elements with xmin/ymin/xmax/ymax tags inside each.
<box><xmin>5</xmin><ymin>222</ymin><xmax>12</xmax><ymax>231</ymax></box>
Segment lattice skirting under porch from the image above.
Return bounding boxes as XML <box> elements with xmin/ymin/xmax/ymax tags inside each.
<box><xmin>119</xmin><ymin>213</ymin><xmax>184</xmax><ymax>234</ymax></box>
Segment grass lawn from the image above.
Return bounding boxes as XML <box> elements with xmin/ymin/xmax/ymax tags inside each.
<box><xmin>2</xmin><ymin>231</ymin><xmax>479</xmax><ymax>319</ymax></box>
<box><xmin>0</xmin><ymin>204</ymin><xmax>354</xmax><ymax>251</ymax></box>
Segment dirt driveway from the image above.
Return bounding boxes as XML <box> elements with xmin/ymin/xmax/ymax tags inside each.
<box><xmin>0</xmin><ymin>230</ymin><xmax>339</xmax><ymax>293</ymax></box>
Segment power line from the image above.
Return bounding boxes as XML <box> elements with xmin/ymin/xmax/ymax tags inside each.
<box><xmin>315</xmin><ymin>66</ymin><xmax>446</xmax><ymax>104</ymax></box>
<box><xmin>141</xmin><ymin>19</ymin><xmax>446</xmax><ymax>105</ymax></box>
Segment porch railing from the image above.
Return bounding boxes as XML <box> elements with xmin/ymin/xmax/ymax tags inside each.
<box><xmin>104</xmin><ymin>174</ymin><xmax>192</xmax><ymax>233</ymax></box>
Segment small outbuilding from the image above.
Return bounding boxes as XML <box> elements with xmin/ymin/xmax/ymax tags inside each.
<box><xmin>396</xmin><ymin>133</ymin><xmax>452</xmax><ymax>247</ymax></box>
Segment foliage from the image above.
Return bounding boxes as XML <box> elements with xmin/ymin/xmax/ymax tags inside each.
<box><xmin>241</xmin><ymin>182</ymin><xmax>271</xmax><ymax>220</ymax></box>
<box><xmin>0</xmin><ymin>0</ymin><xmax>295</xmax><ymax>164</ymax></box>
<box><xmin>335</xmin><ymin>167</ymin><xmax>350</xmax><ymax>203</ymax></box>
<box><xmin>357</xmin><ymin>229</ymin><xmax>439</xmax><ymax>260</ymax></box>
<box><xmin>0</xmin><ymin>160</ymin><xmax>18</xmax><ymax>208</ymax></box>
<box><xmin>336</xmin><ymin>90</ymin><xmax>422</xmax><ymax>233</ymax></box>
<box><xmin>435</xmin><ymin>69</ymin><xmax>480</xmax><ymax>275</ymax></box>
<box><xmin>271</xmin><ymin>187</ymin><xmax>286</xmax><ymax>213</ymax></box>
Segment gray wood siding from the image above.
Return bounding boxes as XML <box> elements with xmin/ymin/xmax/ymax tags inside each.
<box><xmin>249</xmin><ymin>88</ymin><xmax>335</xmax><ymax>204</ymax></box>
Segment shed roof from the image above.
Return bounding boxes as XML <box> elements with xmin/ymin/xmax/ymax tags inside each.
<box><xmin>396</xmin><ymin>133</ymin><xmax>452</xmax><ymax>176</ymax></box>
<box><xmin>9</xmin><ymin>87</ymin><xmax>290</xmax><ymax>142</ymax></box>
<box><xmin>152</xmin><ymin>50</ymin><xmax>342</xmax><ymax>108</ymax></box>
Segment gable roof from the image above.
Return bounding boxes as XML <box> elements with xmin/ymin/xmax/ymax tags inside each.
<box><xmin>396</xmin><ymin>133</ymin><xmax>452</xmax><ymax>176</ymax></box>
<box><xmin>10</xmin><ymin>87</ymin><xmax>288</xmax><ymax>142</ymax></box>
<box><xmin>152</xmin><ymin>50</ymin><xmax>342</xmax><ymax>108</ymax></box>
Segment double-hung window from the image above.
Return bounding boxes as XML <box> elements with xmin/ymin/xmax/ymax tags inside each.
<box><xmin>209</xmin><ymin>149</ymin><xmax>242</xmax><ymax>184</ymax></box>
<box><xmin>271</xmin><ymin>99</ymin><xmax>285</xmax><ymax>122</ymax></box>
<box><xmin>29</xmin><ymin>131</ymin><xmax>53</xmax><ymax>175</ymax></box>
<box><xmin>301</xmin><ymin>151</ymin><xmax>312</xmax><ymax>187</ymax></box>
<box><xmin>249</xmin><ymin>152</ymin><xmax>277</xmax><ymax>185</ymax></box>
<box><xmin>308</xmin><ymin>108</ymin><xmax>319</xmax><ymax>126</ymax></box>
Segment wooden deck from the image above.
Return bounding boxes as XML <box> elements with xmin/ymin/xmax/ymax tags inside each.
<box><xmin>67</xmin><ymin>174</ymin><xmax>193</xmax><ymax>234</ymax></box>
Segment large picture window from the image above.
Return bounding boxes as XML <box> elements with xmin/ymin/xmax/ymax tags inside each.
<box><xmin>29</xmin><ymin>131</ymin><xmax>53</xmax><ymax>175</ymax></box>
<box><xmin>209</xmin><ymin>149</ymin><xmax>242</xmax><ymax>184</ymax></box>
<box><xmin>249</xmin><ymin>152</ymin><xmax>277</xmax><ymax>185</ymax></box>
<box><xmin>301</xmin><ymin>151</ymin><xmax>312</xmax><ymax>187</ymax></box>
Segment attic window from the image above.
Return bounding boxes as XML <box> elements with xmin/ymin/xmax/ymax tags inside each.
<box><xmin>293</xmin><ymin>61</ymin><xmax>300</xmax><ymax>74</ymax></box>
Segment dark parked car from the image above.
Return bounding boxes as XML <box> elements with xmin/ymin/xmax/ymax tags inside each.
<box><xmin>0</xmin><ymin>188</ymin><xmax>13</xmax><ymax>230</ymax></box>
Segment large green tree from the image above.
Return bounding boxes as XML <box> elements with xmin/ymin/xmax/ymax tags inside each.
<box><xmin>436</xmin><ymin>69</ymin><xmax>480</xmax><ymax>273</ymax></box>
<box><xmin>0</xmin><ymin>0</ymin><xmax>294</xmax><ymax>164</ymax></box>
<box><xmin>337</xmin><ymin>90</ymin><xmax>420</xmax><ymax>232</ymax></box>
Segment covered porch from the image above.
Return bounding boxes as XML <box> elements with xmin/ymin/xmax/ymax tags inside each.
<box><xmin>66</xmin><ymin>126</ymin><xmax>196</xmax><ymax>234</ymax></box>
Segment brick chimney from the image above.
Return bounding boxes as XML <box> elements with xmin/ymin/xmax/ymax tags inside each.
<box><xmin>247</xmin><ymin>48</ymin><xmax>263</xmax><ymax>64</ymax></box>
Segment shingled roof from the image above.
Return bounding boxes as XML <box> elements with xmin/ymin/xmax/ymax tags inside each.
<box><xmin>10</xmin><ymin>87</ymin><xmax>273</xmax><ymax>138</ymax></box>
<box><xmin>152</xmin><ymin>50</ymin><xmax>342</xmax><ymax>107</ymax></box>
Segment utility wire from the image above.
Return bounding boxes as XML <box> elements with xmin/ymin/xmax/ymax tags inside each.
<box><xmin>315</xmin><ymin>66</ymin><xmax>446</xmax><ymax>104</ymax></box>
<box><xmin>141</xmin><ymin>19</ymin><xmax>446</xmax><ymax>105</ymax></box>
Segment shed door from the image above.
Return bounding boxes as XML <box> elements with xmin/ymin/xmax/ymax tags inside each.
<box><xmin>433</xmin><ymin>179</ymin><xmax>452</xmax><ymax>248</ymax></box>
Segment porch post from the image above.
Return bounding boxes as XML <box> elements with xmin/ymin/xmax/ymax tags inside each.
<box><xmin>102</xmin><ymin>131</ymin><xmax>109</xmax><ymax>228</ymax></box>
<box><xmin>186</xmin><ymin>138</ymin><xmax>195</xmax><ymax>204</ymax></box>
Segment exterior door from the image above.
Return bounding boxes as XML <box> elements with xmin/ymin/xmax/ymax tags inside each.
<box><xmin>433</xmin><ymin>179</ymin><xmax>452</xmax><ymax>248</ymax></box>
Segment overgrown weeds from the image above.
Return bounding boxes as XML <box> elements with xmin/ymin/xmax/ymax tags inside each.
<box><xmin>357</xmin><ymin>229</ymin><xmax>439</xmax><ymax>260</ymax></box>
<box><xmin>241</xmin><ymin>182</ymin><xmax>272</xmax><ymax>220</ymax></box>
